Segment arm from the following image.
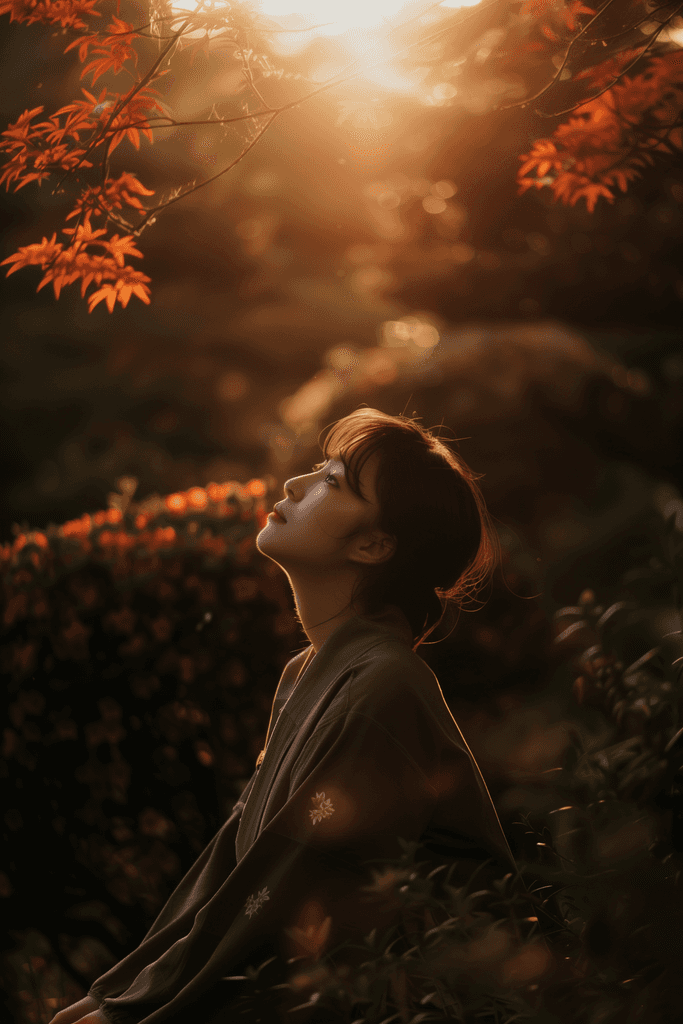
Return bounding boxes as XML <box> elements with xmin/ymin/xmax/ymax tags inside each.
<box><xmin>50</xmin><ymin>996</ymin><xmax>100</xmax><ymax>1024</ymax></box>
<box><xmin>93</xmin><ymin>714</ymin><xmax>438</xmax><ymax>1024</ymax></box>
<box><xmin>87</xmin><ymin>779</ymin><xmax>254</xmax><ymax>1010</ymax></box>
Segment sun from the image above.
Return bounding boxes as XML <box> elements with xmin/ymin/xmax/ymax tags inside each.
<box><xmin>256</xmin><ymin>0</ymin><xmax>481</xmax><ymax>93</ymax></box>
<box><xmin>173</xmin><ymin>0</ymin><xmax>481</xmax><ymax>95</ymax></box>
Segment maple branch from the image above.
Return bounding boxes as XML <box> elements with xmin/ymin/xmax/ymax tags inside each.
<box><xmin>594</xmin><ymin>0</ymin><xmax>683</xmax><ymax>43</ymax></box>
<box><xmin>132</xmin><ymin>111</ymin><xmax>278</xmax><ymax>234</ymax></box>
<box><xmin>47</xmin><ymin>0</ymin><xmax>430</xmax><ymax>199</ymax></box>
<box><xmin>496</xmin><ymin>0</ymin><xmax>681</xmax><ymax>116</ymax></box>
<box><xmin>92</xmin><ymin>49</ymin><xmax>409</xmax><ymax>142</ymax></box>
<box><xmin>95</xmin><ymin>110</ymin><xmax>273</xmax><ymax>134</ymax></box>
<box><xmin>41</xmin><ymin>0</ymin><xmax>501</xmax><ymax>216</ymax></box>
<box><xmin>534</xmin><ymin>16</ymin><xmax>673</xmax><ymax>117</ymax></box>
<box><xmin>496</xmin><ymin>0</ymin><xmax>629</xmax><ymax>112</ymax></box>
<box><xmin>51</xmin><ymin>4</ymin><xmax>208</xmax><ymax>196</ymax></box>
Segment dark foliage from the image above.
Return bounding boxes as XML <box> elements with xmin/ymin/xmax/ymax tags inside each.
<box><xmin>2</xmin><ymin>479</ymin><xmax>683</xmax><ymax>1024</ymax></box>
<box><xmin>0</xmin><ymin>477</ymin><xmax>300</xmax><ymax>1023</ymax></box>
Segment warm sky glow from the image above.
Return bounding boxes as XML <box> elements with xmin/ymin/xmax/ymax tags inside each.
<box><xmin>174</xmin><ymin>0</ymin><xmax>481</xmax><ymax>97</ymax></box>
<box><xmin>255</xmin><ymin>0</ymin><xmax>481</xmax><ymax>94</ymax></box>
<box><xmin>259</xmin><ymin>0</ymin><xmax>423</xmax><ymax>36</ymax></box>
<box><xmin>259</xmin><ymin>0</ymin><xmax>479</xmax><ymax>37</ymax></box>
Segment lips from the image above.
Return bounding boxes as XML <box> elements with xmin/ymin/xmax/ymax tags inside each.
<box><xmin>273</xmin><ymin>505</ymin><xmax>287</xmax><ymax>522</ymax></box>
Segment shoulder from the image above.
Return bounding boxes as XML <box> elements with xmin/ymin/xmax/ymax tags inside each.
<box><xmin>353</xmin><ymin>636</ymin><xmax>439</xmax><ymax>692</ymax></box>
<box><xmin>347</xmin><ymin>637</ymin><xmax>446</xmax><ymax>727</ymax></box>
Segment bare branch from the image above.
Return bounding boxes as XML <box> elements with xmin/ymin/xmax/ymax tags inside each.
<box><xmin>593</xmin><ymin>1</ymin><xmax>683</xmax><ymax>43</ymax></box>
<box><xmin>235</xmin><ymin>29</ymin><xmax>272</xmax><ymax>112</ymax></box>
<box><xmin>389</xmin><ymin>0</ymin><xmax>503</xmax><ymax>55</ymax></box>
<box><xmin>496</xmin><ymin>0</ymin><xmax>626</xmax><ymax>112</ymax></box>
<box><xmin>252</xmin><ymin>21</ymin><xmax>335</xmax><ymax>34</ymax></box>
<box><xmin>132</xmin><ymin>111</ymin><xmax>278</xmax><ymax>234</ymax></box>
<box><xmin>534</xmin><ymin>16</ymin><xmax>672</xmax><ymax>117</ymax></box>
<box><xmin>498</xmin><ymin>0</ymin><xmax>683</xmax><ymax>114</ymax></box>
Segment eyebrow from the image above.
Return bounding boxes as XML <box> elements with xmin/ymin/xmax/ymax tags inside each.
<box><xmin>313</xmin><ymin>459</ymin><xmax>346</xmax><ymax>485</ymax></box>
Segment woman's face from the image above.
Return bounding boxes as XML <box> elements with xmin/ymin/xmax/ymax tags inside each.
<box><xmin>256</xmin><ymin>451</ymin><xmax>394</xmax><ymax>580</ymax></box>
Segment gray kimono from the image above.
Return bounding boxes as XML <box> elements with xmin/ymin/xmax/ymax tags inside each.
<box><xmin>88</xmin><ymin>606</ymin><xmax>517</xmax><ymax>1023</ymax></box>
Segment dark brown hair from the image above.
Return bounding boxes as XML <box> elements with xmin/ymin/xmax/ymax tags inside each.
<box><xmin>318</xmin><ymin>405</ymin><xmax>502</xmax><ymax>652</ymax></box>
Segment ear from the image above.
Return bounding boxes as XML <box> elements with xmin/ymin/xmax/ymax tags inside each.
<box><xmin>350</xmin><ymin>531</ymin><xmax>396</xmax><ymax>567</ymax></box>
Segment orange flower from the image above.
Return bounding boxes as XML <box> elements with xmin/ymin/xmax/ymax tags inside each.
<box><xmin>187</xmin><ymin>487</ymin><xmax>207</xmax><ymax>510</ymax></box>
<box><xmin>207</xmin><ymin>482</ymin><xmax>229</xmax><ymax>502</ymax></box>
<box><xmin>246</xmin><ymin>479</ymin><xmax>267</xmax><ymax>497</ymax></box>
<box><xmin>165</xmin><ymin>493</ymin><xmax>187</xmax><ymax>515</ymax></box>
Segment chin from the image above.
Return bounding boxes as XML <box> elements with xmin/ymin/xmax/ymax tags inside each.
<box><xmin>255</xmin><ymin>528</ymin><xmax>271</xmax><ymax>553</ymax></box>
<box><xmin>256</xmin><ymin>524</ymin><xmax>281</xmax><ymax>554</ymax></box>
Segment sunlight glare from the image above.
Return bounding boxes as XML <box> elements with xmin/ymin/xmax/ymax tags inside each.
<box><xmin>259</xmin><ymin>0</ymin><xmax>481</xmax><ymax>38</ymax></box>
<box><xmin>174</xmin><ymin>0</ymin><xmax>482</xmax><ymax>95</ymax></box>
<box><xmin>260</xmin><ymin>0</ymin><xmax>411</xmax><ymax>36</ymax></box>
<box><xmin>256</xmin><ymin>0</ymin><xmax>482</xmax><ymax>93</ymax></box>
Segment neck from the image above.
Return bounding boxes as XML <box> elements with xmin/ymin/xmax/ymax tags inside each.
<box><xmin>285</xmin><ymin>566</ymin><xmax>367</xmax><ymax>653</ymax></box>
<box><xmin>297</xmin><ymin>600</ymin><xmax>356</xmax><ymax>654</ymax></box>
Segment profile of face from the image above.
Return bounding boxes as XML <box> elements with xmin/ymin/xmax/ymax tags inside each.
<box><xmin>256</xmin><ymin>451</ymin><xmax>396</xmax><ymax>597</ymax></box>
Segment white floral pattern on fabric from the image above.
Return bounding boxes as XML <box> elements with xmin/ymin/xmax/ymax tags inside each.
<box><xmin>309</xmin><ymin>791</ymin><xmax>335</xmax><ymax>825</ymax></box>
<box><xmin>244</xmin><ymin>886</ymin><xmax>271</xmax><ymax>918</ymax></box>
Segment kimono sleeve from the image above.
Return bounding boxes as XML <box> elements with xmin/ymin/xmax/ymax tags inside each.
<box><xmin>94</xmin><ymin>714</ymin><xmax>438</xmax><ymax>1024</ymax></box>
<box><xmin>88</xmin><ymin>780</ymin><xmax>253</xmax><ymax>1012</ymax></box>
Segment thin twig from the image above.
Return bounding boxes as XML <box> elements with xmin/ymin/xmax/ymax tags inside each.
<box><xmin>132</xmin><ymin>111</ymin><xmax>278</xmax><ymax>233</ymax></box>
<box><xmin>50</xmin><ymin>0</ymin><xmax>491</xmax><ymax>207</ymax></box>
<box><xmin>534</xmin><ymin>16</ymin><xmax>672</xmax><ymax>117</ymax></box>
<box><xmin>389</xmin><ymin>0</ymin><xmax>502</xmax><ymax>55</ymax></box>
<box><xmin>500</xmin><ymin>0</ymin><xmax>683</xmax><ymax>116</ymax></box>
<box><xmin>592</xmin><ymin>1</ymin><xmax>683</xmax><ymax>43</ymax></box>
<box><xmin>497</xmin><ymin>0</ymin><xmax>626</xmax><ymax>111</ymax></box>
<box><xmin>236</xmin><ymin>28</ymin><xmax>271</xmax><ymax>112</ymax></box>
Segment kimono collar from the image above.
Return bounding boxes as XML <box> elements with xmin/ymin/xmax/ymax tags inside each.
<box><xmin>286</xmin><ymin>603</ymin><xmax>414</xmax><ymax>708</ymax></box>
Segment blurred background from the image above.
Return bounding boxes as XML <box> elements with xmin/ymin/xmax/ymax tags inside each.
<box><xmin>2</xmin><ymin>0</ymin><xmax>683</xmax><ymax>1018</ymax></box>
<box><xmin>1</xmin><ymin>0</ymin><xmax>682</xmax><ymax>554</ymax></box>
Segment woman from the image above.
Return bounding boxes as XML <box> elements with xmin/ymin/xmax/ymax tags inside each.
<box><xmin>53</xmin><ymin>406</ymin><xmax>520</xmax><ymax>1024</ymax></box>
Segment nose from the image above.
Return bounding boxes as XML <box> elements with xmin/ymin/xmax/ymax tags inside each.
<box><xmin>283</xmin><ymin>468</ymin><xmax>314</xmax><ymax>500</ymax></box>
<box><xmin>283</xmin><ymin>478</ymin><xmax>296</xmax><ymax>500</ymax></box>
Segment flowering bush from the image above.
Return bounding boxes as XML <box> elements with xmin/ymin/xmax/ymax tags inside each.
<box><xmin>0</xmin><ymin>475</ymin><xmax>300</xmax><ymax>1023</ymax></box>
